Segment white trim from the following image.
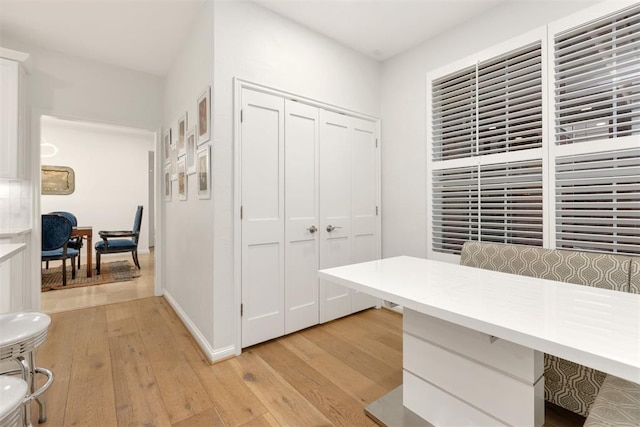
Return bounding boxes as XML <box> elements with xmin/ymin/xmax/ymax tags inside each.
<box><xmin>163</xmin><ymin>291</ymin><xmax>222</xmax><ymax>363</ymax></box>
<box><xmin>233</xmin><ymin>78</ymin><xmax>381</xmax><ymax>354</ymax></box>
<box><xmin>212</xmin><ymin>345</ymin><xmax>237</xmax><ymax>362</ymax></box>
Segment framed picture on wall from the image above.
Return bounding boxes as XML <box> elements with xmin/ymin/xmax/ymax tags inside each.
<box><xmin>186</xmin><ymin>126</ymin><xmax>197</xmax><ymax>175</ymax></box>
<box><xmin>197</xmin><ymin>86</ymin><xmax>211</xmax><ymax>145</ymax></box>
<box><xmin>170</xmin><ymin>145</ymin><xmax>178</xmax><ymax>180</ymax></box>
<box><xmin>163</xmin><ymin>128</ymin><xmax>172</xmax><ymax>165</ymax></box>
<box><xmin>178</xmin><ymin>158</ymin><xmax>187</xmax><ymax>200</ymax></box>
<box><xmin>164</xmin><ymin>165</ymin><xmax>172</xmax><ymax>202</ymax></box>
<box><xmin>177</xmin><ymin>113</ymin><xmax>187</xmax><ymax>156</ymax></box>
<box><xmin>196</xmin><ymin>145</ymin><xmax>211</xmax><ymax>199</ymax></box>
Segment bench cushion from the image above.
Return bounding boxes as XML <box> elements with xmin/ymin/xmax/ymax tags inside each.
<box><xmin>630</xmin><ymin>259</ymin><xmax>640</xmax><ymax>295</ymax></box>
<box><xmin>584</xmin><ymin>375</ymin><xmax>640</xmax><ymax>427</ymax></box>
<box><xmin>460</xmin><ymin>241</ymin><xmax>632</xmax><ymax>417</ymax></box>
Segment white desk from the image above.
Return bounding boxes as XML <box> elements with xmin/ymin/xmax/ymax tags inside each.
<box><xmin>319</xmin><ymin>256</ymin><xmax>640</xmax><ymax>426</ymax></box>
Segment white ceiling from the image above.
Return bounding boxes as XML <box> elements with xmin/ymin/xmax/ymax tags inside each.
<box><xmin>0</xmin><ymin>0</ymin><xmax>506</xmax><ymax>76</ymax></box>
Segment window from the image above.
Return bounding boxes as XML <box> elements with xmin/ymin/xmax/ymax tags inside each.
<box><xmin>428</xmin><ymin>31</ymin><xmax>545</xmax><ymax>260</ymax></box>
<box><xmin>428</xmin><ymin>2</ymin><xmax>640</xmax><ymax>261</ymax></box>
<box><xmin>552</xmin><ymin>2</ymin><xmax>640</xmax><ymax>255</ymax></box>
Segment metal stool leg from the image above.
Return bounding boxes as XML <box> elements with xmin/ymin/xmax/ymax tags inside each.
<box><xmin>27</xmin><ymin>352</ymin><xmax>47</xmax><ymax>423</ymax></box>
<box><xmin>18</xmin><ymin>358</ymin><xmax>31</xmax><ymax>427</ymax></box>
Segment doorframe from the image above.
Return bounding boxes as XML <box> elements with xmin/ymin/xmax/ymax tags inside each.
<box><xmin>29</xmin><ymin>109</ymin><xmax>163</xmax><ymax>311</ymax></box>
<box><xmin>232</xmin><ymin>78</ymin><xmax>381</xmax><ymax>354</ymax></box>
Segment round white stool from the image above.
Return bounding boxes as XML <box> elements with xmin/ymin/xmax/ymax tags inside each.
<box><xmin>0</xmin><ymin>312</ymin><xmax>55</xmax><ymax>425</ymax></box>
<box><xmin>0</xmin><ymin>375</ymin><xmax>28</xmax><ymax>426</ymax></box>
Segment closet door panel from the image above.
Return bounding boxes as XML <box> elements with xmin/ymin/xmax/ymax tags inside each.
<box><xmin>284</xmin><ymin>100</ymin><xmax>320</xmax><ymax>334</ymax></box>
<box><xmin>241</xmin><ymin>89</ymin><xmax>285</xmax><ymax>348</ymax></box>
<box><xmin>351</xmin><ymin>118</ymin><xmax>379</xmax><ymax>312</ymax></box>
<box><xmin>319</xmin><ymin>110</ymin><xmax>352</xmax><ymax>322</ymax></box>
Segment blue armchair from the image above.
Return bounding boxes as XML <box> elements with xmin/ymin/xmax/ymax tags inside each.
<box><xmin>95</xmin><ymin>206</ymin><xmax>143</xmax><ymax>275</ymax></box>
<box><xmin>48</xmin><ymin>211</ymin><xmax>83</xmax><ymax>269</ymax></box>
<box><xmin>42</xmin><ymin>214</ymin><xmax>79</xmax><ymax>286</ymax></box>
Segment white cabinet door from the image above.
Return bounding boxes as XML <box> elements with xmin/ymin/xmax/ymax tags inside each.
<box><xmin>350</xmin><ymin>117</ymin><xmax>379</xmax><ymax>312</ymax></box>
<box><xmin>284</xmin><ymin>100</ymin><xmax>320</xmax><ymax>334</ymax></box>
<box><xmin>0</xmin><ymin>58</ymin><xmax>19</xmax><ymax>179</ymax></box>
<box><xmin>241</xmin><ymin>89</ymin><xmax>285</xmax><ymax>348</ymax></box>
<box><xmin>319</xmin><ymin>110</ymin><xmax>354</xmax><ymax>322</ymax></box>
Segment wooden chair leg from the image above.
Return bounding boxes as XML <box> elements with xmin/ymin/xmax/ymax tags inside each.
<box><xmin>62</xmin><ymin>259</ymin><xmax>67</xmax><ymax>286</ymax></box>
<box><xmin>132</xmin><ymin>251</ymin><xmax>141</xmax><ymax>269</ymax></box>
<box><xmin>96</xmin><ymin>253</ymin><xmax>101</xmax><ymax>275</ymax></box>
<box><xmin>46</xmin><ymin>261</ymin><xmax>49</xmax><ymax>269</ymax></box>
<box><xmin>77</xmin><ymin>249</ymin><xmax>81</xmax><ymax>269</ymax></box>
<box><xmin>71</xmin><ymin>257</ymin><xmax>76</xmax><ymax>279</ymax></box>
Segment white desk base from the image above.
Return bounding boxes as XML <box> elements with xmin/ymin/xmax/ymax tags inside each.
<box><xmin>369</xmin><ymin>308</ymin><xmax>544</xmax><ymax>427</ymax></box>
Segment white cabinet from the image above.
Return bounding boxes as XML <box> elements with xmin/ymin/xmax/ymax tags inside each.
<box><xmin>0</xmin><ymin>52</ymin><xmax>28</xmax><ymax>179</ymax></box>
<box><xmin>240</xmin><ymin>88</ymin><xmax>380</xmax><ymax>348</ymax></box>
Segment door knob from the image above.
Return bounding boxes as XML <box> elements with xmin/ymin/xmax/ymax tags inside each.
<box><xmin>307</xmin><ymin>225</ymin><xmax>317</xmax><ymax>234</ymax></box>
<box><xmin>326</xmin><ymin>225</ymin><xmax>342</xmax><ymax>232</ymax></box>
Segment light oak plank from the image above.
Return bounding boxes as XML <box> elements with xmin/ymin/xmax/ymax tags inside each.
<box><xmin>131</xmin><ymin>298</ymin><xmax>214</xmax><ymax>424</ymax></box>
<box><xmin>230</xmin><ymin>350</ymin><xmax>333</xmax><ymax>426</ymax></box>
<box><xmin>239</xmin><ymin>412</ymin><xmax>280</xmax><ymax>427</ymax></box>
<box><xmin>109</xmin><ymin>330</ymin><xmax>172</xmax><ymax>426</ymax></box>
<box><xmin>172</xmin><ymin>406</ymin><xmax>226</xmax><ymax>427</ymax></box>
<box><xmin>63</xmin><ymin>307</ymin><xmax>118</xmax><ymax>426</ymax></box>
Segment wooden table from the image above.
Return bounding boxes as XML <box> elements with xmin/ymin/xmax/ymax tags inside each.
<box><xmin>71</xmin><ymin>226</ymin><xmax>93</xmax><ymax>277</ymax></box>
<box><xmin>319</xmin><ymin>256</ymin><xmax>640</xmax><ymax>427</ymax></box>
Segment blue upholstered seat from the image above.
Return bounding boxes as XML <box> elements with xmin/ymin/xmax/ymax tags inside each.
<box><xmin>95</xmin><ymin>239</ymin><xmax>136</xmax><ymax>250</ymax></box>
<box><xmin>41</xmin><ymin>214</ymin><xmax>78</xmax><ymax>285</ymax></box>
<box><xmin>95</xmin><ymin>205</ymin><xmax>143</xmax><ymax>275</ymax></box>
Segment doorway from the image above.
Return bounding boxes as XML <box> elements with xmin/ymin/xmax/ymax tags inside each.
<box><xmin>38</xmin><ymin>115</ymin><xmax>157</xmax><ymax>313</ymax></box>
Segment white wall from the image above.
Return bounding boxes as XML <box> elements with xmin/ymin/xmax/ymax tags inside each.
<box><xmin>211</xmin><ymin>1</ymin><xmax>381</xmax><ymax>356</ymax></box>
<box><xmin>162</xmin><ymin>0</ymin><xmax>216</xmax><ymax>356</ymax></box>
<box><xmin>40</xmin><ymin>116</ymin><xmax>153</xmax><ymax>253</ymax></box>
<box><xmin>0</xmin><ymin>37</ymin><xmax>163</xmax><ymax>130</ymax></box>
<box><xmin>379</xmin><ymin>0</ymin><xmax>598</xmax><ymax>260</ymax></box>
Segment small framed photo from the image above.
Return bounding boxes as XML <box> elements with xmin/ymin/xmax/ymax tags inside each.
<box><xmin>170</xmin><ymin>145</ymin><xmax>178</xmax><ymax>180</ymax></box>
<box><xmin>177</xmin><ymin>113</ymin><xmax>187</xmax><ymax>156</ymax></box>
<box><xmin>186</xmin><ymin>126</ymin><xmax>197</xmax><ymax>175</ymax></box>
<box><xmin>178</xmin><ymin>158</ymin><xmax>187</xmax><ymax>200</ymax></box>
<box><xmin>164</xmin><ymin>165</ymin><xmax>171</xmax><ymax>202</ymax></box>
<box><xmin>196</xmin><ymin>145</ymin><xmax>211</xmax><ymax>199</ymax></box>
<box><xmin>163</xmin><ymin>129</ymin><xmax>172</xmax><ymax>165</ymax></box>
<box><xmin>197</xmin><ymin>86</ymin><xmax>211</xmax><ymax>145</ymax></box>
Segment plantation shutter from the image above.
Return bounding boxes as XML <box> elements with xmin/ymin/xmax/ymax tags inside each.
<box><xmin>478</xmin><ymin>44</ymin><xmax>544</xmax><ymax>155</ymax></box>
<box><xmin>429</xmin><ymin>37</ymin><xmax>544</xmax><ymax>257</ymax></box>
<box><xmin>555</xmin><ymin>148</ymin><xmax>640</xmax><ymax>255</ymax></box>
<box><xmin>432</xmin><ymin>67</ymin><xmax>476</xmax><ymax>161</ymax></box>
<box><xmin>479</xmin><ymin>160</ymin><xmax>543</xmax><ymax>246</ymax></box>
<box><xmin>553</xmin><ymin>3</ymin><xmax>640</xmax><ymax>255</ymax></box>
<box><xmin>432</xmin><ymin>166</ymin><xmax>478</xmax><ymax>255</ymax></box>
<box><xmin>554</xmin><ymin>4</ymin><xmax>640</xmax><ymax>145</ymax></box>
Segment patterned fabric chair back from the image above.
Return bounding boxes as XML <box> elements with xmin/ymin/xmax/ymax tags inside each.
<box><xmin>49</xmin><ymin>211</ymin><xmax>78</xmax><ymax>227</ymax></box>
<box><xmin>42</xmin><ymin>214</ymin><xmax>73</xmax><ymax>251</ymax></box>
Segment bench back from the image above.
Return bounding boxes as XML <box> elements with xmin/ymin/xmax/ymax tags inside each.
<box><xmin>460</xmin><ymin>241</ymin><xmax>631</xmax><ymax>292</ymax></box>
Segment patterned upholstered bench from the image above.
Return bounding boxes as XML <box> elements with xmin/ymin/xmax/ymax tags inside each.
<box><xmin>460</xmin><ymin>241</ymin><xmax>638</xmax><ymax>419</ymax></box>
<box><xmin>583</xmin><ymin>375</ymin><xmax>640</xmax><ymax>427</ymax></box>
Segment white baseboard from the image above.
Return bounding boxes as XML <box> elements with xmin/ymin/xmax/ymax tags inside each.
<box><xmin>163</xmin><ymin>291</ymin><xmax>235</xmax><ymax>363</ymax></box>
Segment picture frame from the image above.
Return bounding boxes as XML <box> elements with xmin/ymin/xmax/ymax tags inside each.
<box><xmin>177</xmin><ymin>113</ymin><xmax>187</xmax><ymax>157</ymax></box>
<box><xmin>164</xmin><ymin>165</ymin><xmax>172</xmax><ymax>202</ymax></box>
<box><xmin>170</xmin><ymin>145</ymin><xmax>178</xmax><ymax>181</ymax></box>
<box><xmin>196</xmin><ymin>145</ymin><xmax>211</xmax><ymax>199</ymax></box>
<box><xmin>177</xmin><ymin>158</ymin><xmax>187</xmax><ymax>200</ymax></box>
<box><xmin>186</xmin><ymin>126</ymin><xmax>197</xmax><ymax>175</ymax></box>
<box><xmin>197</xmin><ymin>86</ymin><xmax>211</xmax><ymax>145</ymax></box>
<box><xmin>41</xmin><ymin>165</ymin><xmax>75</xmax><ymax>195</ymax></box>
<box><xmin>163</xmin><ymin>128</ymin><xmax>172</xmax><ymax>165</ymax></box>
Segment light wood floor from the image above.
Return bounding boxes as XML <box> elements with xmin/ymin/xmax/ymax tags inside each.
<box><xmin>31</xmin><ymin>297</ymin><xmax>585</xmax><ymax>427</ymax></box>
<box><xmin>32</xmin><ymin>299</ymin><xmax>401</xmax><ymax>426</ymax></box>
<box><xmin>40</xmin><ymin>251</ymin><xmax>155</xmax><ymax>314</ymax></box>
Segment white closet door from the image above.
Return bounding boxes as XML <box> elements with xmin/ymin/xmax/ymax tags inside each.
<box><xmin>241</xmin><ymin>89</ymin><xmax>285</xmax><ymax>348</ymax></box>
<box><xmin>319</xmin><ymin>110</ymin><xmax>353</xmax><ymax>322</ymax></box>
<box><xmin>350</xmin><ymin>117</ymin><xmax>378</xmax><ymax>313</ymax></box>
<box><xmin>284</xmin><ymin>100</ymin><xmax>320</xmax><ymax>334</ymax></box>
